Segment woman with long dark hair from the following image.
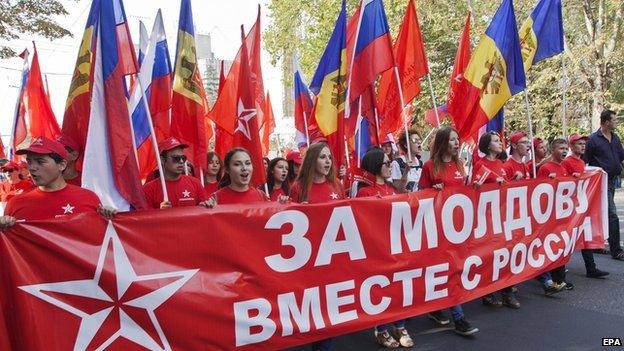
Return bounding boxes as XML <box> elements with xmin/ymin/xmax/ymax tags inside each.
<box><xmin>265</xmin><ymin>157</ymin><xmax>290</xmax><ymax>201</ymax></box>
<box><xmin>417</xmin><ymin>127</ymin><xmax>478</xmax><ymax>337</ymax></box>
<box><xmin>290</xmin><ymin>142</ymin><xmax>345</xmax><ymax>203</ymax></box>
<box><xmin>356</xmin><ymin>148</ymin><xmax>413</xmax><ymax>348</ymax></box>
<box><xmin>471</xmin><ymin>131</ymin><xmax>507</xmax><ymax>186</ymax></box>
<box><xmin>204</xmin><ymin>151</ymin><xmax>222</xmax><ymax>197</ymax></box>
<box><xmin>213</xmin><ymin>148</ymin><xmax>268</xmax><ymax>204</ymax></box>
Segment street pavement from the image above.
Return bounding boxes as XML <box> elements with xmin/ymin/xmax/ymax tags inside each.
<box><xmin>288</xmin><ymin>190</ymin><xmax>624</xmax><ymax>351</ymax></box>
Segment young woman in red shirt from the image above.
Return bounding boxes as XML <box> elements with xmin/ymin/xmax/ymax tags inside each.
<box><xmin>355</xmin><ymin>148</ymin><xmax>413</xmax><ymax>348</ymax></box>
<box><xmin>0</xmin><ymin>161</ymin><xmax>34</xmax><ymax>202</ymax></box>
<box><xmin>265</xmin><ymin>157</ymin><xmax>290</xmax><ymax>202</ymax></box>
<box><xmin>471</xmin><ymin>132</ymin><xmax>507</xmax><ymax>187</ymax></box>
<box><xmin>418</xmin><ymin>127</ymin><xmax>466</xmax><ymax>190</ymax></box>
<box><xmin>526</xmin><ymin>137</ymin><xmax>550</xmax><ymax>177</ymax></box>
<box><xmin>212</xmin><ymin>148</ymin><xmax>268</xmax><ymax>205</ymax></box>
<box><xmin>204</xmin><ymin>151</ymin><xmax>222</xmax><ymax>197</ymax></box>
<box><xmin>417</xmin><ymin>127</ymin><xmax>478</xmax><ymax>336</ymax></box>
<box><xmin>290</xmin><ymin>142</ymin><xmax>345</xmax><ymax>204</ymax></box>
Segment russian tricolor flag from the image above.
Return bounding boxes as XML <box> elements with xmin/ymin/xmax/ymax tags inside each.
<box><xmin>348</xmin><ymin>0</ymin><xmax>394</xmax><ymax>103</ymax></box>
<box><xmin>293</xmin><ymin>54</ymin><xmax>313</xmax><ymax>147</ymax></box>
<box><xmin>128</xmin><ymin>9</ymin><xmax>173</xmax><ymax>180</ymax></box>
<box><xmin>82</xmin><ymin>0</ymin><xmax>146</xmax><ymax>210</ymax></box>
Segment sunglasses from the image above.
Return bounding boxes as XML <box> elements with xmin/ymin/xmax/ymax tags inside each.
<box><xmin>169</xmin><ymin>155</ymin><xmax>187</xmax><ymax>163</ymax></box>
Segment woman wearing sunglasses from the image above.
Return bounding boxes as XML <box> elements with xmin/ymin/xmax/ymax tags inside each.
<box><xmin>143</xmin><ymin>137</ymin><xmax>212</xmax><ymax>209</ymax></box>
<box><xmin>0</xmin><ymin>161</ymin><xmax>34</xmax><ymax>202</ymax></box>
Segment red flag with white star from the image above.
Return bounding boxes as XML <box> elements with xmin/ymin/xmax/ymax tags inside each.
<box><xmin>233</xmin><ymin>25</ymin><xmax>266</xmax><ymax>185</ymax></box>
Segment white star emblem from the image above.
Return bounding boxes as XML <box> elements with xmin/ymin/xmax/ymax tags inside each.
<box><xmin>62</xmin><ymin>203</ymin><xmax>75</xmax><ymax>214</ymax></box>
<box><xmin>182</xmin><ymin>189</ymin><xmax>191</xmax><ymax>198</ymax></box>
<box><xmin>455</xmin><ymin>171</ymin><xmax>462</xmax><ymax>177</ymax></box>
<box><xmin>19</xmin><ymin>222</ymin><xmax>198</xmax><ymax>350</ymax></box>
<box><xmin>234</xmin><ymin>98</ymin><xmax>256</xmax><ymax>140</ymax></box>
<box><xmin>330</xmin><ymin>192</ymin><xmax>339</xmax><ymax>200</ymax></box>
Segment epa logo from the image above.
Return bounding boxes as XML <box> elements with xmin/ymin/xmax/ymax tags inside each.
<box><xmin>602</xmin><ymin>338</ymin><xmax>622</xmax><ymax>346</ymax></box>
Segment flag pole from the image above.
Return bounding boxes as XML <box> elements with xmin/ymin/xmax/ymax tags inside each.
<box><xmin>344</xmin><ymin>137</ymin><xmax>351</xmax><ymax>169</ymax></box>
<box><xmin>524</xmin><ymin>90</ymin><xmax>537</xmax><ymax>179</ymax></box>
<box><xmin>561</xmin><ymin>53</ymin><xmax>568</xmax><ymax>138</ymax></box>
<box><xmin>136</xmin><ymin>74</ymin><xmax>169</xmax><ymax>202</ymax></box>
<box><xmin>393</xmin><ymin>66</ymin><xmax>413</xmax><ymax>161</ymax></box>
<box><xmin>303</xmin><ymin>111</ymin><xmax>311</xmax><ymax>148</ymax></box>
<box><xmin>357</xmin><ymin>99</ymin><xmax>363</xmax><ymax>167</ymax></box>
<box><xmin>426</xmin><ymin>73</ymin><xmax>441</xmax><ymax>126</ymax></box>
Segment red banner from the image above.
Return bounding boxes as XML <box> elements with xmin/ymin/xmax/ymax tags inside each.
<box><xmin>0</xmin><ymin>171</ymin><xmax>607</xmax><ymax>350</ymax></box>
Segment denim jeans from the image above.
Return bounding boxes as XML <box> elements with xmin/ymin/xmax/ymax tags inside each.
<box><xmin>536</xmin><ymin>272</ymin><xmax>553</xmax><ymax>287</ymax></box>
<box><xmin>450</xmin><ymin>305</ymin><xmax>464</xmax><ymax>321</ymax></box>
<box><xmin>377</xmin><ymin>319</ymin><xmax>406</xmax><ymax>332</ymax></box>
<box><xmin>607</xmin><ymin>178</ymin><xmax>622</xmax><ymax>255</ymax></box>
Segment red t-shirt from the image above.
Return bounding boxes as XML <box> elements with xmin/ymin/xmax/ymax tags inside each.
<box><xmin>525</xmin><ymin>158</ymin><xmax>544</xmax><ymax>178</ymax></box>
<box><xmin>561</xmin><ymin>156</ymin><xmax>586</xmax><ymax>175</ymax></box>
<box><xmin>418</xmin><ymin>160</ymin><xmax>466</xmax><ymax>189</ymax></box>
<box><xmin>269</xmin><ymin>187</ymin><xmax>286</xmax><ymax>202</ymax></box>
<box><xmin>471</xmin><ymin>158</ymin><xmax>507</xmax><ymax>184</ymax></box>
<box><xmin>204</xmin><ymin>181</ymin><xmax>219</xmax><ymax>197</ymax></box>
<box><xmin>290</xmin><ymin>180</ymin><xmax>345</xmax><ymax>204</ymax></box>
<box><xmin>65</xmin><ymin>173</ymin><xmax>82</xmax><ymax>187</ymax></box>
<box><xmin>503</xmin><ymin>158</ymin><xmax>530</xmax><ymax>181</ymax></box>
<box><xmin>537</xmin><ymin>161</ymin><xmax>568</xmax><ymax>178</ymax></box>
<box><xmin>0</xmin><ymin>180</ymin><xmax>34</xmax><ymax>202</ymax></box>
<box><xmin>213</xmin><ymin>186</ymin><xmax>268</xmax><ymax>205</ymax></box>
<box><xmin>356</xmin><ymin>182</ymin><xmax>396</xmax><ymax>198</ymax></box>
<box><xmin>143</xmin><ymin>175</ymin><xmax>207</xmax><ymax>209</ymax></box>
<box><xmin>4</xmin><ymin>184</ymin><xmax>100</xmax><ymax>220</ymax></box>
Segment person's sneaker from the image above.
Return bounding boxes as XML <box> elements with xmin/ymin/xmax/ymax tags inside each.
<box><xmin>544</xmin><ymin>282</ymin><xmax>565</xmax><ymax>296</ymax></box>
<box><xmin>482</xmin><ymin>293</ymin><xmax>503</xmax><ymax>307</ymax></box>
<box><xmin>427</xmin><ymin>310</ymin><xmax>451</xmax><ymax>326</ymax></box>
<box><xmin>454</xmin><ymin>318</ymin><xmax>479</xmax><ymax>336</ymax></box>
<box><xmin>586</xmin><ymin>269</ymin><xmax>610</xmax><ymax>278</ymax></box>
<box><xmin>511</xmin><ymin>286</ymin><xmax>519</xmax><ymax>294</ymax></box>
<box><xmin>563</xmin><ymin>281</ymin><xmax>574</xmax><ymax>290</ymax></box>
<box><xmin>502</xmin><ymin>295</ymin><xmax>521</xmax><ymax>309</ymax></box>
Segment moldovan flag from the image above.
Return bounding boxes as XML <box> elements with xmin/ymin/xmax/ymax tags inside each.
<box><xmin>82</xmin><ymin>0</ymin><xmax>146</xmax><ymax>211</ymax></box>
<box><xmin>309</xmin><ymin>0</ymin><xmax>348</xmax><ymax>167</ymax></box>
<box><xmin>376</xmin><ymin>0</ymin><xmax>428</xmax><ymax>137</ymax></box>
<box><xmin>171</xmin><ymin>0</ymin><xmax>209</xmax><ymax>173</ymax></box>
<box><xmin>128</xmin><ymin>9</ymin><xmax>173</xmax><ymax>180</ymax></box>
<box><xmin>293</xmin><ymin>53</ymin><xmax>313</xmax><ymax>147</ymax></box>
<box><xmin>519</xmin><ymin>0</ymin><xmax>564</xmax><ymax>72</ymax></box>
<box><xmin>452</xmin><ymin>0</ymin><xmax>526</xmax><ymax>141</ymax></box>
<box><xmin>347</xmin><ymin>0</ymin><xmax>394</xmax><ymax>103</ymax></box>
<box><xmin>62</xmin><ymin>1</ymin><xmax>99</xmax><ymax>156</ymax></box>
<box><xmin>233</xmin><ymin>25</ymin><xmax>266</xmax><ymax>186</ymax></box>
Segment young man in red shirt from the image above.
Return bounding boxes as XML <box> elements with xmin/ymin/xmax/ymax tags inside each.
<box><xmin>143</xmin><ymin>137</ymin><xmax>213</xmax><ymax>209</ymax></box>
<box><xmin>0</xmin><ymin>138</ymin><xmax>115</xmax><ymax>228</ymax></box>
<box><xmin>561</xmin><ymin>134</ymin><xmax>610</xmax><ymax>279</ymax></box>
<box><xmin>503</xmin><ymin>131</ymin><xmax>531</xmax><ymax>181</ymax></box>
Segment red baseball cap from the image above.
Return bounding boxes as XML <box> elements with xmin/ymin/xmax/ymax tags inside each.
<box><xmin>532</xmin><ymin>137</ymin><xmax>544</xmax><ymax>149</ymax></box>
<box><xmin>1</xmin><ymin>161</ymin><xmax>19</xmax><ymax>171</ymax></box>
<box><xmin>57</xmin><ymin>134</ymin><xmax>80</xmax><ymax>152</ymax></box>
<box><xmin>568</xmin><ymin>133</ymin><xmax>588</xmax><ymax>145</ymax></box>
<box><xmin>380</xmin><ymin>136</ymin><xmax>394</xmax><ymax>145</ymax></box>
<box><xmin>286</xmin><ymin>151</ymin><xmax>303</xmax><ymax>165</ymax></box>
<box><xmin>509</xmin><ymin>131</ymin><xmax>528</xmax><ymax>144</ymax></box>
<box><xmin>15</xmin><ymin>137</ymin><xmax>68</xmax><ymax>159</ymax></box>
<box><xmin>158</xmin><ymin>137</ymin><xmax>188</xmax><ymax>153</ymax></box>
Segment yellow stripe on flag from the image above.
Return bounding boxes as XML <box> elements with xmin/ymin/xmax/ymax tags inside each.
<box><xmin>173</xmin><ymin>30</ymin><xmax>204</xmax><ymax>105</ymax></box>
<box><xmin>519</xmin><ymin>17</ymin><xmax>538</xmax><ymax>72</ymax></box>
<box><xmin>314</xmin><ymin>49</ymin><xmax>347</xmax><ymax>135</ymax></box>
<box><xmin>65</xmin><ymin>27</ymin><xmax>94</xmax><ymax>109</ymax></box>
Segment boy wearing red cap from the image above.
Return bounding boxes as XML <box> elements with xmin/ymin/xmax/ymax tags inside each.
<box><xmin>57</xmin><ymin>134</ymin><xmax>82</xmax><ymax>187</ymax></box>
<box><xmin>562</xmin><ymin>133</ymin><xmax>610</xmax><ymax>278</ymax></box>
<box><xmin>503</xmin><ymin>131</ymin><xmax>531</xmax><ymax>181</ymax></box>
<box><xmin>143</xmin><ymin>137</ymin><xmax>212</xmax><ymax>209</ymax></box>
<box><xmin>0</xmin><ymin>138</ymin><xmax>115</xmax><ymax>228</ymax></box>
<box><xmin>0</xmin><ymin>161</ymin><xmax>34</xmax><ymax>202</ymax></box>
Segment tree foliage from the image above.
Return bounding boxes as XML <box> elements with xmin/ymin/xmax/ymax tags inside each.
<box><xmin>0</xmin><ymin>0</ymin><xmax>73</xmax><ymax>58</ymax></box>
<box><xmin>265</xmin><ymin>0</ymin><xmax>624</xmax><ymax>139</ymax></box>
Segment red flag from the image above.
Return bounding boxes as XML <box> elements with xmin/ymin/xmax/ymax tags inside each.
<box><xmin>233</xmin><ymin>25</ymin><xmax>266</xmax><ymax>186</ymax></box>
<box><xmin>209</xmin><ymin>6</ymin><xmax>264</xmax><ymax>135</ymax></box>
<box><xmin>0</xmin><ymin>138</ymin><xmax>6</xmax><ymax>159</ymax></box>
<box><xmin>376</xmin><ymin>0</ymin><xmax>428</xmax><ymax>136</ymax></box>
<box><xmin>25</xmin><ymin>44</ymin><xmax>62</xmax><ymax>140</ymax></box>
<box><xmin>214</xmin><ymin>60</ymin><xmax>234</xmax><ymax>158</ymax></box>
<box><xmin>447</xmin><ymin>13</ymin><xmax>472</xmax><ymax>132</ymax></box>
<box><xmin>171</xmin><ymin>0</ymin><xmax>210</xmax><ymax>174</ymax></box>
<box><xmin>260</xmin><ymin>92</ymin><xmax>275</xmax><ymax>156</ymax></box>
